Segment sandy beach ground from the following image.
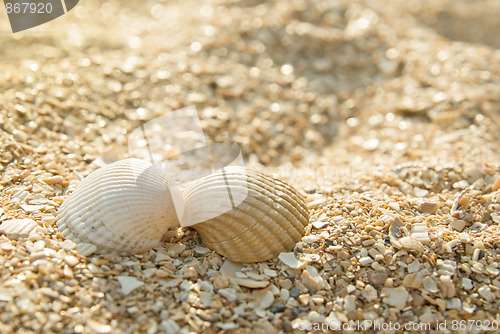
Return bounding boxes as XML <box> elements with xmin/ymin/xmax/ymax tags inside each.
<box><xmin>1</xmin><ymin>0</ymin><xmax>500</xmax><ymax>333</ymax></box>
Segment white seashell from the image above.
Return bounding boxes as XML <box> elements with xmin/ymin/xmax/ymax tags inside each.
<box><xmin>0</xmin><ymin>218</ymin><xmax>40</xmax><ymax>240</ymax></box>
<box><xmin>56</xmin><ymin>158</ymin><xmax>183</xmax><ymax>253</ymax></box>
<box><xmin>182</xmin><ymin>166</ymin><xmax>309</xmax><ymax>263</ymax></box>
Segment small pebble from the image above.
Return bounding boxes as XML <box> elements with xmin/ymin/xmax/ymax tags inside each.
<box><xmin>117</xmin><ymin>276</ymin><xmax>144</xmax><ymax>296</ymax></box>
<box><xmin>423</xmin><ymin>277</ymin><xmax>439</xmax><ymax>293</ymax></box>
<box><xmin>492</xmin><ymin>176</ymin><xmax>500</xmax><ymax>191</ymax></box>
<box><xmin>411</xmin><ymin>223</ymin><xmax>430</xmax><ymax>244</ymax></box>
<box><xmin>301</xmin><ymin>266</ymin><xmax>325</xmax><ymax>290</ymax></box>
<box><xmin>270</xmin><ymin>304</ymin><xmax>286</xmax><ymax>313</ymax></box>
<box><xmin>381</xmin><ymin>286</ymin><xmax>409</xmax><ymax>310</ymax></box>
<box><xmin>420</xmin><ymin>202</ymin><xmax>437</xmax><ymax>214</ymax></box>
<box><xmin>279</xmin><ymin>252</ymin><xmax>305</xmax><ymax>269</ymax></box>
<box><xmin>414</xmin><ymin>188</ymin><xmax>429</xmax><ymax>197</ymax></box>
<box><xmin>403</xmin><ymin>272</ymin><xmax>422</xmax><ymax>289</ymax></box>
<box><xmin>450</xmin><ymin>220</ymin><xmax>466</xmax><ymax>232</ymax></box>
<box><xmin>289</xmin><ymin>288</ymin><xmax>300</xmax><ymax>298</ymax></box>
<box><xmin>478</xmin><ymin>285</ymin><xmax>494</xmax><ymax>302</ymax></box>
<box><xmin>307</xmin><ymin>199</ymin><xmax>325</xmax><ymax>210</ymax></box>
<box><xmin>399</xmin><ymin>236</ymin><xmax>425</xmax><ymax>253</ymax></box>
<box><xmin>446</xmin><ymin>298</ymin><xmax>462</xmax><ymax>310</ymax></box>
<box><xmin>87</xmin><ymin>320</ymin><xmax>112</xmax><ymax>334</ymax></box>
<box><xmin>60</xmin><ymin>239</ymin><xmax>77</xmax><ymax>250</ymax></box>
<box><xmin>462</xmin><ymin>278</ymin><xmax>473</xmax><ymax>290</ymax></box>
<box><xmin>193</xmin><ymin>246</ymin><xmax>211</xmax><ymax>255</ymax></box>
<box><xmin>264</xmin><ymin>269</ymin><xmax>277</xmax><ymax>277</ymax></box>
<box><xmin>359</xmin><ymin>256</ymin><xmax>373</xmax><ymax>266</ymax></box>
<box><xmin>218</xmin><ymin>288</ymin><xmax>237</xmax><ymax>302</ymax></box>
<box><xmin>388</xmin><ymin>202</ymin><xmax>400</xmax><ymax>211</ymax></box>
<box><xmin>368</xmin><ymin>271</ymin><xmax>388</xmax><ymax>285</ymax></box>
<box><xmin>64</xmin><ymin>255</ymin><xmax>79</xmax><ymax>267</ymax></box>
<box><xmin>458</xmin><ymin>232</ymin><xmax>472</xmax><ymax>244</ymax></box>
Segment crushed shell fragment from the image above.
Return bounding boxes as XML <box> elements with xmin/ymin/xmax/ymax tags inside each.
<box><xmin>0</xmin><ymin>218</ymin><xmax>40</xmax><ymax>240</ymax></box>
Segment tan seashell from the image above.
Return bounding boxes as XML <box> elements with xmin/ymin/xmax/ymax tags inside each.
<box><xmin>56</xmin><ymin>158</ymin><xmax>182</xmax><ymax>253</ymax></box>
<box><xmin>181</xmin><ymin>166</ymin><xmax>309</xmax><ymax>263</ymax></box>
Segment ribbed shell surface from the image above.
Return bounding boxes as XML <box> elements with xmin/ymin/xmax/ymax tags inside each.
<box><xmin>182</xmin><ymin>167</ymin><xmax>309</xmax><ymax>262</ymax></box>
<box><xmin>56</xmin><ymin>158</ymin><xmax>181</xmax><ymax>253</ymax></box>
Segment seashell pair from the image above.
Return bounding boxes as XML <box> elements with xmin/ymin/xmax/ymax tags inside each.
<box><xmin>56</xmin><ymin>158</ymin><xmax>309</xmax><ymax>262</ymax></box>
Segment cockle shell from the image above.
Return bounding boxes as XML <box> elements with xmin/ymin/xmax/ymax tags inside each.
<box><xmin>56</xmin><ymin>158</ymin><xmax>182</xmax><ymax>253</ymax></box>
<box><xmin>181</xmin><ymin>166</ymin><xmax>309</xmax><ymax>263</ymax></box>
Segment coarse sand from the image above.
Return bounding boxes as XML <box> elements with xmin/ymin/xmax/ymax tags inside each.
<box><xmin>1</xmin><ymin>0</ymin><xmax>500</xmax><ymax>333</ymax></box>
